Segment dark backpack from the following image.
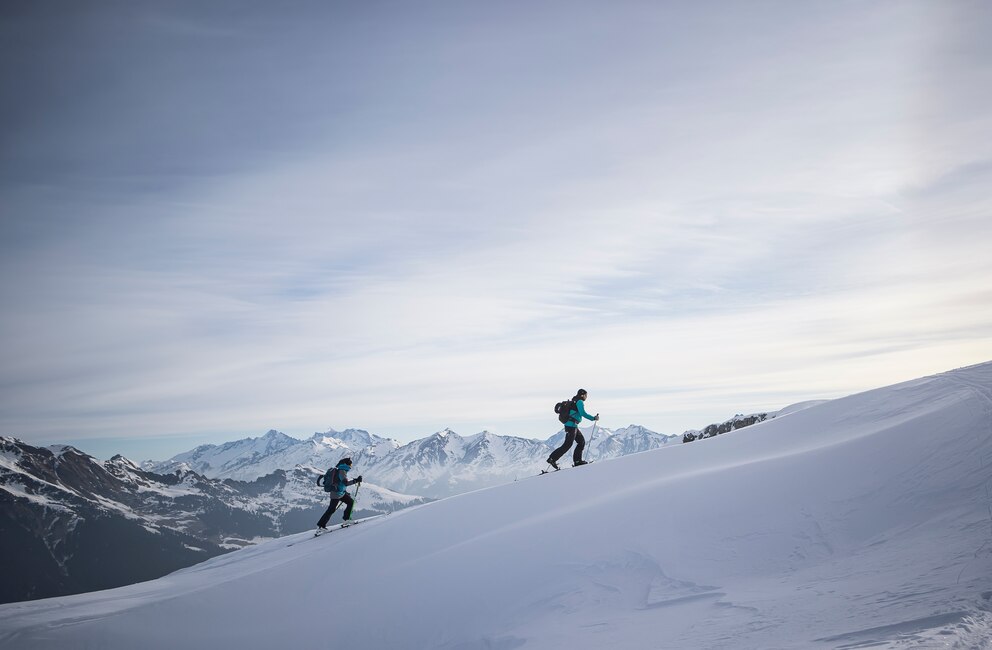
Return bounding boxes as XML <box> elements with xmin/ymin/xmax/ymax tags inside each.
<box><xmin>318</xmin><ymin>467</ymin><xmax>340</xmax><ymax>493</ymax></box>
<box><xmin>554</xmin><ymin>399</ymin><xmax>575</xmax><ymax>424</ymax></box>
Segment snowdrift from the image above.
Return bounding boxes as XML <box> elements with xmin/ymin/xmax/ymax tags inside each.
<box><xmin>2</xmin><ymin>363</ymin><xmax>991</xmax><ymax>649</ymax></box>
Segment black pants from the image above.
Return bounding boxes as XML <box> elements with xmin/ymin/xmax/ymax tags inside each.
<box><xmin>317</xmin><ymin>492</ymin><xmax>354</xmax><ymax>528</ymax></box>
<box><xmin>549</xmin><ymin>426</ymin><xmax>585</xmax><ymax>464</ymax></box>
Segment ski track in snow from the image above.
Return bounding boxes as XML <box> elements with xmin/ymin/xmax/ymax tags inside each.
<box><xmin>1</xmin><ymin>363</ymin><xmax>991</xmax><ymax>649</ymax></box>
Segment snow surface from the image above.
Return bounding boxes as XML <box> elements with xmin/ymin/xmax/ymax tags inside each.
<box><xmin>1</xmin><ymin>363</ymin><xmax>991</xmax><ymax>649</ymax></box>
<box><xmin>774</xmin><ymin>399</ymin><xmax>832</xmax><ymax>418</ymax></box>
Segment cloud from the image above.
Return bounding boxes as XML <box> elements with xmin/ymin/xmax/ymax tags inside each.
<box><xmin>1</xmin><ymin>1</ymin><xmax>990</xmax><ymax>457</ymax></box>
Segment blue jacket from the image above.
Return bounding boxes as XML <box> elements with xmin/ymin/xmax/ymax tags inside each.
<box><xmin>327</xmin><ymin>463</ymin><xmax>359</xmax><ymax>498</ymax></box>
<box><xmin>566</xmin><ymin>399</ymin><xmax>596</xmax><ymax>428</ymax></box>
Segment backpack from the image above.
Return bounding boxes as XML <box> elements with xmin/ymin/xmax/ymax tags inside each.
<box><xmin>318</xmin><ymin>467</ymin><xmax>340</xmax><ymax>493</ymax></box>
<box><xmin>554</xmin><ymin>399</ymin><xmax>575</xmax><ymax>424</ymax></box>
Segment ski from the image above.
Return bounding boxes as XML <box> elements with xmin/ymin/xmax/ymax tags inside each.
<box><xmin>539</xmin><ymin>460</ymin><xmax>593</xmax><ymax>476</ymax></box>
<box><xmin>314</xmin><ymin>520</ymin><xmax>358</xmax><ymax>537</ymax></box>
<box><xmin>314</xmin><ymin>513</ymin><xmax>382</xmax><ymax>536</ymax></box>
<box><xmin>287</xmin><ymin>514</ymin><xmax>385</xmax><ymax>546</ymax></box>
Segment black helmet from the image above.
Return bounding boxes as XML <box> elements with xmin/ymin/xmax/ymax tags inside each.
<box><xmin>339</xmin><ymin>457</ymin><xmax>353</xmax><ymax>466</ymax></box>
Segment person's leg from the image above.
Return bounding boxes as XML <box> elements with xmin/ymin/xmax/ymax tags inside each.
<box><xmin>549</xmin><ymin>427</ymin><xmax>577</xmax><ymax>463</ymax></box>
<box><xmin>317</xmin><ymin>497</ymin><xmax>341</xmax><ymax>528</ymax></box>
<box><xmin>572</xmin><ymin>431</ymin><xmax>586</xmax><ymax>464</ymax></box>
<box><xmin>340</xmin><ymin>493</ymin><xmax>355</xmax><ymax>521</ymax></box>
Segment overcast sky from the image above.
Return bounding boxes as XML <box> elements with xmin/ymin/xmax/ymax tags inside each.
<box><xmin>2</xmin><ymin>1</ymin><xmax>990</xmax><ymax>461</ymax></box>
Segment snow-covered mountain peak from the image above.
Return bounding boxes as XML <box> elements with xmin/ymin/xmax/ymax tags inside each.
<box><xmin>308</xmin><ymin>433</ymin><xmax>349</xmax><ymax>448</ymax></box>
<box><xmin>468</xmin><ymin>432</ymin><xmax>489</xmax><ymax>447</ymax></box>
<box><xmin>45</xmin><ymin>444</ymin><xmax>83</xmax><ymax>459</ymax></box>
<box><xmin>107</xmin><ymin>454</ymin><xmax>140</xmax><ymax>470</ymax></box>
<box><xmin>258</xmin><ymin>429</ymin><xmax>297</xmax><ymax>450</ymax></box>
<box><xmin>612</xmin><ymin>424</ymin><xmax>651</xmax><ymax>435</ymax></box>
<box><xmin>309</xmin><ymin>429</ymin><xmax>399</xmax><ymax>456</ymax></box>
<box><xmin>170</xmin><ymin>461</ymin><xmax>195</xmax><ymax>474</ymax></box>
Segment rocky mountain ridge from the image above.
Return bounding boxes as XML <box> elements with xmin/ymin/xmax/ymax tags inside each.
<box><xmin>0</xmin><ymin>437</ymin><xmax>427</xmax><ymax>604</ymax></box>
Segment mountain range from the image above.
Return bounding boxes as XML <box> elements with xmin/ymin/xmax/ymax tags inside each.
<box><xmin>0</xmin><ymin>438</ymin><xmax>428</xmax><ymax>604</ymax></box>
<box><xmin>1</xmin><ymin>411</ymin><xmax>773</xmax><ymax>604</ymax></box>
<box><xmin>144</xmin><ymin>420</ymin><xmax>762</xmax><ymax>499</ymax></box>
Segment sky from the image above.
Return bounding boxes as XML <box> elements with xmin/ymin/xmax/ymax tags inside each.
<box><xmin>1</xmin><ymin>1</ymin><xmax>991</xmax><ymax>461</ymax></box>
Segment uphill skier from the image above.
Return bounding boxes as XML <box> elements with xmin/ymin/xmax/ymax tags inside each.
<box><xmin>316</xmin><ymin>457</ymin><xmax>363</xmax><ymax>530</ymax></box>
<box><xmin>548</xmin><ymin>388</ymin><xmax>599</xmax><ymax>469</ymax></box>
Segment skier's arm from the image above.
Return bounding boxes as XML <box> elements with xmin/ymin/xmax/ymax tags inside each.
<box><xmin>576</xmin><ymin>400</ymin><xmax>599</xmax><ymax>421</ymax></box>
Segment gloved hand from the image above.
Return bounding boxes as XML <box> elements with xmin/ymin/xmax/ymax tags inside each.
<box><xmin>594</xmin><ymin>414</ymin><xmax>600</xmax><ymax>421</ymax></box>
<box><xmin>356</xmin><ymin>475</ymin><xmax>363</xmax><ymax>483</ymax></box>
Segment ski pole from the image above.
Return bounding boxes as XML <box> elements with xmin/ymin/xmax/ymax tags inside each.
<box><xmin>340</xmin><ymin>481</ymin><xmax>361</xmax><ymax>527</ymax></box>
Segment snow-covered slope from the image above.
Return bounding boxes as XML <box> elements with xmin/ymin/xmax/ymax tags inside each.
<box><xmin>6</xmin><ymin>362</ymin><xmax>990</xmax><ymax>649</ymax></box>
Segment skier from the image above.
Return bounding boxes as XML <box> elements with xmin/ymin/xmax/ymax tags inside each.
<box><xmin>547</xmin><ymin>388</ymin><xmax>599</xmax><ymax>469</ymax></box>
<box><xmin>316</xmin><ymin>457</ymin><xmax>363</xmax><ymax>530</ymax></box>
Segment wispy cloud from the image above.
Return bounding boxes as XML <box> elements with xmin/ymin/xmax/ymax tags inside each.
<box><xmin>1</xmin><ymin>1</ymin><xmax>990</xmax><ymax>458</ymax></box>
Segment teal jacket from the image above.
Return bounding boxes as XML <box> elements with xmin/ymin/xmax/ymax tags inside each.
<box><xmin>566</xmin><ymin>399</ymin><xmax>596</xmax><ymax>428</ymax></box>
<box><xmin>321</xmin><ymin>462</ymin><xmax>358</xmax><ymax>498</ymax></box>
